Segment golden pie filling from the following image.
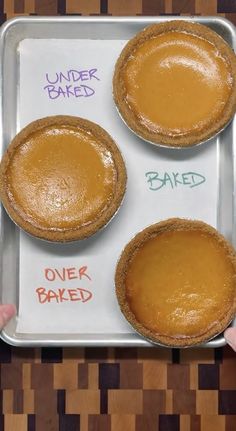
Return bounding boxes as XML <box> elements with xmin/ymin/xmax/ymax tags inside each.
<box><xmin>116</xmin><ymin>219</ymin><xmax>236</xmax><ymax>347</ymax></box>
<box><xmin>113</xmin><ymin>21</ymin><xmax>236</xmax><ymax>147</ymax></box>
<box><xmin>8</xmin><ymin>126</ymin><xmax>116</xmax><ymax>229</ymax></box>
<box><xmin>0</xmin><ymin>116</ymin><xmax>126</xmax><ymax>241</ymax></box>
<box><xmin>125</xmin><ymin>32</ymin><xmax>232</xmax><ymax>136</ymax></box>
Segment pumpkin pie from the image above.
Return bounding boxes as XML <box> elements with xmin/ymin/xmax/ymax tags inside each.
<box><xmin>115</xmin><ymin>219</ymin><xmax>236</xmax><ymax>347</ymax></box>
<box><xmin>0</xmin><ymin>116</ymin><xmax>126</xmax><ymax>242</ymax></box>
<box><xmin>113</xmin><ymin>21</ymin><xmax>236</xmax><ymax>147</ymax></box>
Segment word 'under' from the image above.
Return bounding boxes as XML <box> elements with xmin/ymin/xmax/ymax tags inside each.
<box><xmin>44</xmin><ymin>68</ymin><xmax>100</xmax><ymax>99</ymax></box>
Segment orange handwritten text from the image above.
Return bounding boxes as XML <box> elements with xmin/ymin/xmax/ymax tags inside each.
<box><xmin>36</xmin><ymin>287</ymin><xmax>93</xmax><ymax>303</ymax></box>
<box><xmin>44</xmin><ymin>266</ymin><xmax>91</xmax><ymax>282</ymax></box>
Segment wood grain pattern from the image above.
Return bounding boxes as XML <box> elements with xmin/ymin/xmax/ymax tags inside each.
<box><xmin>66</xmin><ymin>390</ymin><xmax>100</xmax><ymax>414</ymax></box>
<box><xmin>201</xmin><ymin>415</ymin><xmax>225</xmax><ymax>431</ymax></box>
<box><xmin>143</xmin><ymin>361</ymin><xmax>167</xmax><ymax>389</ymax></box>
<box><xmin>5</xmin><ymin>414</ymin><xmax>27</xmax><ymax>431</ymax></box>
<box><xmin>180</xmin><ymin>414</ymin><xmax>191</xmax><ymax>431</ymax></box>
<box><xmin>196</xmin><ymin>390</ymin><xmax>218</xmax><ymax>415</ymax></box>
<box><xmin>23</xmin><ymin>390</ymin><xmax>34</xmax><ymax>414</ymax></box>
<box><xmin>108</xmin><ymin>390</ymin><xmax>143</xmax><ymax>414</ymax></box>
<box><xmin>1</xmin><ymin>1</ymin><xmax>236</xmax><ymax>430</ymax></box>
<box><xmin>108</xmin><ymin>0</ymin><xmax>142</xmax><ymax>15</ymax></box>
<box><xmin>54</xmin><ymin>362</ymin><xmax>78</xmax><ymax>389</ymax></box>
<box><xmin>66</xmin><ymin>0</ymin><xmax>100</xmax><ymax>15</ymax></box>
<box><xmin>111</xmin><ymin>414</ymin><xmax>135</xmax><ymax>431</ymax></box>
<box><xmin>3</xmin><ymin>390</ymin><xmax>13</xmax><ymax>414</ymax></box>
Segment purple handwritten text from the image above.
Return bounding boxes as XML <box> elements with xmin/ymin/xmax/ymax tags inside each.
<box><xmin>44</xmin><ymin>68</ymin><xmax>100</xmax><ymax>100</ymax></box>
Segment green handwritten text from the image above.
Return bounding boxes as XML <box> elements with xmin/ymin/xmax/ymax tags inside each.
<box><xmin>145</xmin><ymin>171</ymin><xmax>206</xmax><ymax>191</ymax></box>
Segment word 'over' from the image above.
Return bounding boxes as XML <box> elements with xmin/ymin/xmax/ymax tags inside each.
<box><xmin>44</xmin><ymin>266</ymin><xmax>91</xmax><ymax>282</ymax></box>
<box><xmin>146</xmin><ymin>171</ymin><xmax>206</xmax><ymax>191</ymax></box>
<box><xmin>44</xmin><ymin>68</ymin><xmax>100</xmax><ymax>99</ymax></box>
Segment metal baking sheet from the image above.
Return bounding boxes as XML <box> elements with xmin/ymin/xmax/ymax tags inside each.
<box><xmin>0</xmin><ymin>16</ymin><xmax>236</xmax><ymax>347</ymax></box>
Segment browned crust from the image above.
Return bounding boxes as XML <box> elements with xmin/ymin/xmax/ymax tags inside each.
<box><xmin>0</xmin><ymin>115</ymin><xmax>127</xmax><ymax>242</ymax></box>
<box><xmin>113</xmin><ymin>20</ymin><xmax>236</xmax><ymax>148</ymax></box>
<box><xmin>115</xmin><ymin>218</ymin><xmax>236</xmax><ymax>347</ymax></box>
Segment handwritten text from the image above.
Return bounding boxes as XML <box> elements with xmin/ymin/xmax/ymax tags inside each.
<box><xmin>44</xmin><ymin>68</ymin><xmax>100</xmax><ymax>100</ymax></box>
<box><xmin>35</xmin><ymin>265</ymin><xmax>92</xmax><ymax>304</ymax></box>
<box><xmin>145</xmin><ymin>171</ymin><xmax>206</xmax><ymax>191</ymax></box>
<box><xmin>36</xmin><ymin>287</ymin><xmax>92</xmax><ymax>303</ymax></box>
<box><xmin>45</xmin><ymin>266</ymin><xmax>91</xmax><ymax>282</ymax></box>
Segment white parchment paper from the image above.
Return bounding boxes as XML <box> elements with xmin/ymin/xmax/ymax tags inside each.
<box><xmin>17</xmin><ymin>39</ymin><xmax>218</xmax><ymax>334</ymax></box>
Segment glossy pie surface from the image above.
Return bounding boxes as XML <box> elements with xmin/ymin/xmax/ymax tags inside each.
<box><xmin>116</xmin><ymin>219</ymin><xmax>236</xmax><ymax>346</ymax></box>
<box><xmin>113</xmin><ymin>21</ymin><xmax>236</xmax><ymax>147</ymax></box>
<box><xmin>0</xmin><ymin>116</ymin><xmax>126</xmax><ymax>241</ymax></box>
